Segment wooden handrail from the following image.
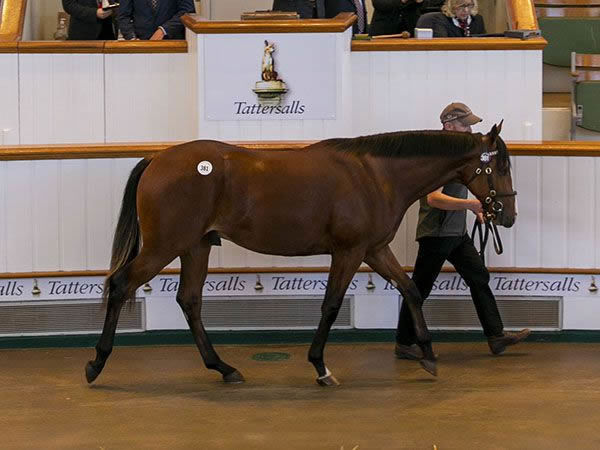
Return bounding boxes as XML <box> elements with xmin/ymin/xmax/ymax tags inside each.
<box><xmin>535</xmin><ymin>0</ymin><xmax>600</xmax><ymax>5</ymax></box>
<box><xmin>3</xmin><ymin>40</ymin><xmax>188</xmax><ymax>54</ymax></box>
<box><xmin>1</xmin><ymin>266</ymin><xmax>599</xmax><ymax>279</ymax></box>
<box><xmin>181</xmin><ymin>12</ymin><xmax>356</xmax><ymax>34</ymax></box>
<box><xmin>2</xmin><ymin>140</ymin><xmax>600</xmax><ymax>161</ymax></box>
<box><xmin>352</xmin><ymin>37</ymin><xmax>546</xmax><ymax>52</ymax></box>
<box><xmin>536</xmin><ymin>6</ymin><xmax>600</xmax><ymax>16</ymax></box>
<box><xmin>0</xmin><ymin>0</ymin><xmax>27</xmax><ymax>41</ymax></box>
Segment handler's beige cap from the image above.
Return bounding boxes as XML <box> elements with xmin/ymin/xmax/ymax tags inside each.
<box><xmin>440</xmin><ymin>102</ymin><xmax>482</xmax><ymax>125</ymax></box>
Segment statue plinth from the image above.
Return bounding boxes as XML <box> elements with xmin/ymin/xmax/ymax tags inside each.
<box><xmin>253</xmin><ymin>80</ymin><xmax>288</xmax><ymax>106</ymax></box>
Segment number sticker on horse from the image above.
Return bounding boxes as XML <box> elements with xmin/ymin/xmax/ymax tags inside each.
<box><xmin>197</xmin><ymin>161</ymin><xmax>213</xmax><ymax>175</ymax></box>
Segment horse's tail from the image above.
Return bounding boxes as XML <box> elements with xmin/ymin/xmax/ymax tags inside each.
<box><xmin>103</xmin><ymin>158</ymin><xmax>151</xmax><ymax>304</ymax></box>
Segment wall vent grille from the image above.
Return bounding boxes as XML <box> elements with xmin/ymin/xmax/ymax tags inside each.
<box><xmin>0</xmin><ymin>300</ymin><xmax>144</xmax><ymax>336</ymax></box>
<box><xmin>201</xmin><ymin>296</ymin><xmax>353</xmax><ymax>330</ymax></box>
<box><xmin>423</xmin><ymin>296</ymin><xmax>561</xmax><ymax>330</ymax></box>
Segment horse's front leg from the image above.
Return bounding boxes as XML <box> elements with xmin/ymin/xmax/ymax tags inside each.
<box><xmin>309</xmin><ymin>248</ymin><xmax>364</xmax><ymax>387</ymax></box>
<box><xmin>365</xmin><ymin>245</ymin><xmax>437</xmax><ymax>377</ymax></box>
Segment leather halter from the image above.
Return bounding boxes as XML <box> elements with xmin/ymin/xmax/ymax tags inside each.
<box><xmin>465</xmin><ymin>150</ymin><xmax>517</xmax><ymax>259</ymax></box>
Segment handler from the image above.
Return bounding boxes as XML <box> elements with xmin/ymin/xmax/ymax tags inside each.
<box><xmin>395</xmin><ymin>102</ymin><xmax>530</xmax><ymax>359</ymax></box>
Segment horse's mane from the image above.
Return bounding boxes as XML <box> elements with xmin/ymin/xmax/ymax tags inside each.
<box><xmin>321</xmin><ymin>130</ymin><xmax>511</xmax><ymax>173</ymax></box>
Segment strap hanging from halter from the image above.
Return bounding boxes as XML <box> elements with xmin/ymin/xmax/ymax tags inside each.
<box><xmin>471</xmin><ymin>215</ymin><xmax>504</xmax><ymax>264</ymax></box>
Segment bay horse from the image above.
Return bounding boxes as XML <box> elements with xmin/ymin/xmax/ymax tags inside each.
<box><xmin>86</xmin><ymin>123</ymin><xmax>516</xmax><ymax>387</ymax></box>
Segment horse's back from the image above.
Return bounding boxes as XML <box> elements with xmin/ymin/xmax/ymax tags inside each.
<box><xmin>136</xmin><ymin>139</ymin><xmax>384</xmax><ymax>256</ymax></box>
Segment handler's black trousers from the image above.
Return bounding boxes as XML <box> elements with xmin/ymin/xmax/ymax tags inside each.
<box><xmin>396</xmin><ymin>234</ymin><xmax>504</xmax><ymax>345</ymax></box>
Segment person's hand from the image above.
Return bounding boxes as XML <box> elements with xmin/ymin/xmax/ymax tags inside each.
<box><xmin>150</xmin><ymin>28</ymin><xmax>165</xmax><ymax>40</ymax></box>
<box><xmin>96</xmin><ymin>8</ymin><xmax>113</xmax><ymax>19</ymax></box>
<box><xmin>476</xmin><ymin>211</ymin><xmax>485</xmax><ymax>223</ymax></box>
<box><xmin>468</xmin><ymin>198</ymin><xmax>483</xmax><ymax>215</ymax></box>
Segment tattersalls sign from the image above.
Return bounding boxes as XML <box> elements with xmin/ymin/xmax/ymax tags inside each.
<box><xmin>0</xmin><ymin>273</ymin><xmax>597</xmax><ymax>302</ymax></box>
<box><xmin>204</xmin><ymin>35</ymin><xmax>336</xmax><ymax>121</ymax></box>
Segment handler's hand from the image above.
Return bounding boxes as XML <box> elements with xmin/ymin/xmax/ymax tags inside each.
<box><xmin>468</xmin><ymin>199</ymin><xmax>483</xmax><ymax>216</ymax></box>
<box><xmin>476</xmin><ymin>212</ymin><xmax>485</xmax><ymax>223</ymax></box>
<box><xmin>96</xmin><ymin>8</ymin><xmax>113</xmax><ymax>19</ymax></box>
<box><xmin>150</xmin><ymin>28</ymin><xmax>165</xmax><ymax>40</ymax></box>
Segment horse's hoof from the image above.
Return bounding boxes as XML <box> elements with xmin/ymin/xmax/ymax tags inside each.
<box><xmin>316</xmin><ymin>374</ymin><xmax>340</xmax><ymax>387</ymax></box>
<box><xmin>419</xmin><ymin>359</ymin><xmax>438</xmax><ymax>377</ymax></box>
<box><xmin>223</xmin><ymin>370</ymin><xmax>245</xmax><ymax>384</ymax></box>
<box><xmin>85</xmin><ymin>361</ymin><xmax>100</xmax><ymax>384</ymax></box>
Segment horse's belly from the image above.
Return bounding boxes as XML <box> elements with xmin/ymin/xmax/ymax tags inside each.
<box><xmin>215</xmin><ymin>213</ymin><xmax>331</xmax><ymax>256</ymax></box>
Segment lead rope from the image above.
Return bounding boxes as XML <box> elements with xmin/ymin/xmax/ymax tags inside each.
<box><xmin>471</xmin><ymin>214</ymin><xmax>504</xmax><ymax>264</ymax></box>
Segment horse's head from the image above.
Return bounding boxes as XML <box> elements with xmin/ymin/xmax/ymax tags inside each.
<box><xmin>460</xmin><ymin>121</ymin><xmax>517</xmax><ymax>228</ymax></box>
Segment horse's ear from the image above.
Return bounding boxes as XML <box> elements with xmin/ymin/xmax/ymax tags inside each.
<box><xmin>488</xmin><ymin>121</ymin><xmax>503</xmax><ymax>146</ymax></box>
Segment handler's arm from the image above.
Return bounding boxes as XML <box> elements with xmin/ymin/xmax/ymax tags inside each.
<box><xmin>427</xmin><ymin>188</ymin><xmax>484</xmax><ymax>222</ymax></box>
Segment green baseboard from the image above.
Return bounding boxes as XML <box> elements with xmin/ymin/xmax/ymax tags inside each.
<box><xmin>1</xmin><ymin>329</ymin><xmax>600</xmax><ymax>350</ymax></box>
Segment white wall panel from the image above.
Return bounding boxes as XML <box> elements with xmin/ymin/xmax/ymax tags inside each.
<box><xmin>86</xmin><ymin>159</ymin><xmax>114</xmax><ymax>269</ymax></box>
<box><xmin>59</xmin><ymin>160</ymin><xmax>87</xmax><ymax>269</ymax></box>
<box><xmin>540</xmin><ymin>157</ymin><xmax>567</xmax><ymax>267</ymax></box>
<box><xmin>4</xmin><ymin>162</ymin><xmax>34</xmax><ymax>271</ymax></box>
<box><xmin>19</xmin><ymin>54</ymin><xmax>104</xmax><ymax>144</ymax></box>
<box><xmin>567</xmin><ymin>158</ymin><xmax>596</xmax><ymax>267</ymax></box>
<box><xmin>0</xmin><ymin>162</ymin><xmax>6</xmax><ymax>272</ymax></box>
<box><xmin>350</xmin><ymin>49</ymin><xmax>543</xmax><ymax>270</ymax></box>
<box><xmin>0</xmin><ymin>54</ymin><xmax>19</xmax><ymax>145</ymax></box>
<box><xmin>5</xmin><ymin>45</ymin><xmax>600</xmax><ymax>273</ymax></box>
<box><xmin>350</xmin><ymin>50</ymin><xmax>542</xmax><ymax>139</ymax></box>
<box><xmin>32</xmin><ymin>160</ymin><xmax>60</xmax><ymax>270</ymax></box>
<box><xmin>105</xmin><ymin>53</ymin><xmax>196</xmax><ymax>143</ymax></box>
<box><xmin>513</xmin><ymin>156</ymin><xmax>541</xmax><ymax>267</ymax></box>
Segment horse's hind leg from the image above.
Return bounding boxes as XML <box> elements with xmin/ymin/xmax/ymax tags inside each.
<box><xmin>308</xmin><ymin>248</ymin><xmax>364</xmax><ymax>387</ymax></box>
<box><xmin>365</xmin><ymin>245</ymin><xmax>437</xmax><ymax>377</ymax></box>
<box><xmin>177</xmin><ymin>239</ymin><xmax>244</xmax><ymax>383</ymax></box>
<box><xmin>86</xmin><ymin>248</ymin><xmax>170</xmax><ymax>383</ymax></box>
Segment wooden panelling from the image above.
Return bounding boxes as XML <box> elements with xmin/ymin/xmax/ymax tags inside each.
<box><xmin>0</xmin><ymin>41</ymin><xmax>188</xmax><ymax>54</ymax></box>
<box><xmin>0</xmin><ymin>0</ymin><xmax>27</xmax><ymax>41</ymax></box>
<box><xmin>0</xmin><ymin>54</ymin><xmax>19</xmax><ymax>145</ymax></box>
<box><xmin>18</xmin><ymin>41</ymin><xmax>105</xmax><ymax>53</ymax></box>
<box><xmin>18</xmin><ymin>53</ymin><xmax>105</xmax><ymax>144</ymax></box>
<box><xmin>103</xmin><ymin>40</ymin><xmax>188</xmax><ymax>54</ymax></box>
<box><xmin>0</xmin><ymin>42</ymin><xmax>18</xmax><ymax>52</ymax></box>
<box><xmin>351</xmin><ymin>38</ymin><xmax>547</xmax><ymax>52</ymax></box>
<box><xmin>104</xmin><ymin>53</ymin><xmax>196</xmax><ymax>142</ymax></box>
<box><xmin>182</xmin><ymin>12</ymin><xmax>356</xmax><ymax>34</ymax></box>
<box><xmin>1</xmin><ymin>265</ymin><xmax>599</xmax><ymax>279</ymax></box>
<box><xmin>536</xmin><ymin>6</ymin><xmax>600</xmax><ymax>16</ymax></box>
<box><xmin>535</xmin><ymin>1</ymin><xmax>600</xmax><ymax>5</ymax></box>
<box><xmin>1</xmin><ymin>142</ymin><xmax>599</xmax><ymax>272</ymax></box>
<box><xmin>4</xmin><ymin>141</ymin><xmax>600</xmax><ymax>161</ymax></box>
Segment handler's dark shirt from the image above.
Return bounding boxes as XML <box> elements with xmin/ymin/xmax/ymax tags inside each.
<box><xmin>416</xmin><ymin>183</ymin><xmax>467</xmax><ymax>240</ymax></box>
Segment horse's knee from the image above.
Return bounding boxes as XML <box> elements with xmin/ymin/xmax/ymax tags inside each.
<box><xmin>176</xmin><ymin>294</ymin><xmax>201</xmax><ymax>317</ymax></box>
<box><xmin>320</xmin><ymin>303</ymin><xmax>342</xmax><ymax>321</ymax></box>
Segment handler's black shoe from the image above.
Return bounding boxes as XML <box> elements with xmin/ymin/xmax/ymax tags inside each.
<box><xmin>488</xmin><ymin>329</ymin><xmax>531</xmax><ymax>355</ymax></box>
<box><xmin>394</xmin><ymin>343</ymin><xmax>423</xmax><ymax>360</ymax></box>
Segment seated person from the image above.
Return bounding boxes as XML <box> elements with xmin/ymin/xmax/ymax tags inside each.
<box><xmin>272</xmin><ymin>0</ymin><xmax>325</xmax><ymax>18</ymax></box>
<box><xmin>117</xmin><ymin>0</ymin><xmax>195</xmax><ymax>40</ymax></box>
<box><xmin>370</xmin><ymin>0</ymin><xmax>424</xmax><ymax>37</ymax></box>
<box><xmin>416</xmin><ymin>0</ymin><xmax>485</xmax><ymax>37</ymax></box>
<box><xmin>62</xmin><ymin>0</ymin><xmax>116</xmax><ymax>40</ymax></box>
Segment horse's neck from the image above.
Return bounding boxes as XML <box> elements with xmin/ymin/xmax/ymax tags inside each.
<box><xmin>384</xmin><ymin>152</ymin><xmax>475</xmax><ymax>206</ymax></box>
